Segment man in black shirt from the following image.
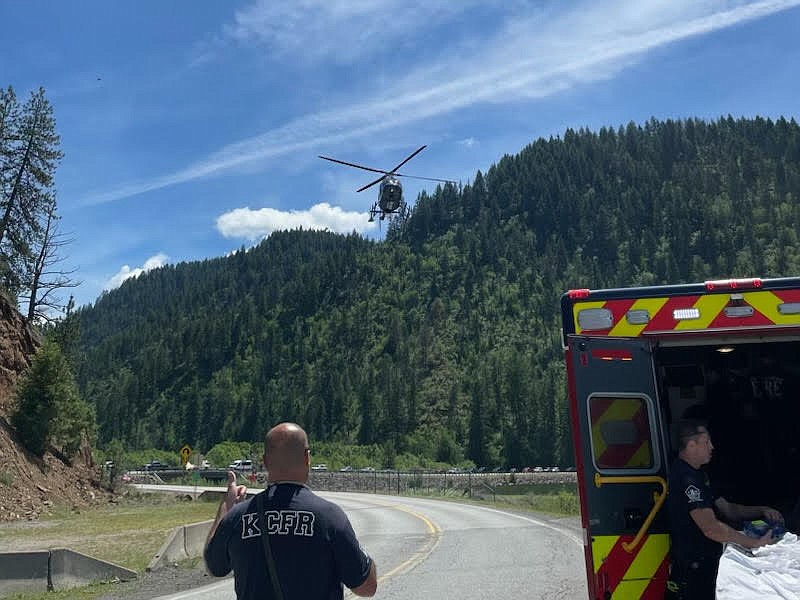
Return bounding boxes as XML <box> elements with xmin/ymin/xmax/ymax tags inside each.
<box><xmin>204</xmin><ymin>422</ymin><xmax>378</xmax><ymax>599</ymax></box>
<box><xmin>666</xmin><ymin>419</ymin><xmax>782</xmax><ymax>599</ymax></box>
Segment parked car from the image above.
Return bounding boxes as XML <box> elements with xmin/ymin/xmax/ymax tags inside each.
<box><xmin>311</xmin><ymin>464</ymin><xmax>328</xmax><ymax>472</ymax></box>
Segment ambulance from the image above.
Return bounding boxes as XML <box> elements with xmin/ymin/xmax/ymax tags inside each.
<box><xmin>561</xmin><ymin>277</ymin><xmax>800</xmax><ymax>598</ymax></box>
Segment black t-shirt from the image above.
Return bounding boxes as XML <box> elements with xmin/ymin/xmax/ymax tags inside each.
<box><xmin>204</xmin><ymin>483</ymin><xmax>372</xmax><ymax>600</ymax></box>
<box><xmin>667</xmin><ymin>458</ymin><xmax>723</xmax><ymax>564</ymax></box>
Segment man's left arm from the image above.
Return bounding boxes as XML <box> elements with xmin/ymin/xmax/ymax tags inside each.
<box><xmin>330</xmin><ymin>508</ymin><xmax>377</xmax><ymax>597</ymax></box>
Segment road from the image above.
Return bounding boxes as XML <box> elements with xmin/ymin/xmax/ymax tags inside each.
<box><xmin>145</xmin><ymin>488</ymin><xmax>586</xmax><ymax>600</ymax></box>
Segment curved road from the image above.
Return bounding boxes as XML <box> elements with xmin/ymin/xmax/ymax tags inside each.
<box><xmin>150</xmin><ymin>490</ymin><xmax>586</xmax><ymax>599</ymax></box>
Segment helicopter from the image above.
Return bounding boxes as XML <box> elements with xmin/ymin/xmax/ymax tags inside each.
<box><xmin>319</xmin><ymin>145</ymin><xmax>456</xmax><ymax>222</ymax></box>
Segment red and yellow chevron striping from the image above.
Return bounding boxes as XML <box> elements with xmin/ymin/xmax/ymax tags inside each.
<box><xmin>593</xmin><ymin>533</ymin><xmax>670</xmax><ymax>599</ymax></box>
<box><xmin>573</xmin><ymin>289</ymin><xmax>800</xmax><ymax>336</ymax></box>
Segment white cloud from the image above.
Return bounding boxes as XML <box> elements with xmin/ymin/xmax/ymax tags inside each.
<box><xmin>226</xmin><ymin>0</ymin><xmax>485</xmax><ymax>64</ymax></box>
<box><xmin>458</xmin><ymin>138</ymin><xmax>478</xmax><ymax>148</ymax></box>
<box><xmin>83</xmin><ymin>0</ymin><xmax>800</xmax><ymax>206</ymax></box>
<box><xmin>216</xmin><ymin>203</ymin><xmax>377</xmax><ymax>240</ymax></box>
<box><xmin>104</xmin><ymin>253</ymin><xmax>169</xmax><ymax>290</ymax></box>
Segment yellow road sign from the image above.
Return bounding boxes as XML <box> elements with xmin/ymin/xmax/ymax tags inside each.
<box><xmin>180</xmin><ymin>444</ymin><xmax>192</xmax><ymax>465</ymax></box>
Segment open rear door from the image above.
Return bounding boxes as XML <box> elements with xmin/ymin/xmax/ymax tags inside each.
<box><xmin>567</xmin><ymin>336</ymin><xmax>670</xmax><ymax>599</ymax></box>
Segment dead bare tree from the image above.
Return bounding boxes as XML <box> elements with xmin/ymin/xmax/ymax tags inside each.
<box><xmin>20</xmin><ymin>199</ymin><xmax>80</xmax><ymax>322</ymax></box>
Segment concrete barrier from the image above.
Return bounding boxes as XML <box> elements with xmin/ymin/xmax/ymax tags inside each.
<box><xmin>50</xmin><ymin>548</ymin><xmax>136</xmax><ymax>590</ymax></box>
<box><xmin>147</xmin><ymin>520</ymin><xmax>214</xmax><ymax>571</ymax></box>
<box><xmin>0</xmin><ymin>549</ymin><xmax>135</xmax><ymax>595</ymax></box>
<box><xmin>0</xmin><ymin>550</ymin><xmax>50</xmax><ymax>595</ymax></box>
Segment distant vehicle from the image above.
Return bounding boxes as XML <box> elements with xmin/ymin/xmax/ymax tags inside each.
<box><xmin>103</xmin><ymin>460</ymin><xmax>115</xmax><ymax>469</ymax></box>
<box><xmin>228</xmin><ymin>459</ymin><xmax>253</xmax><ymax>472</ymax></box>
<box><xmin>200</xmin><ymin>459</ymin><xmax>211</xmax><ymax>469</ymax></box>
<box><xmin>533</xmin><ymin>466</ymin><xmax>544</xmax><ymax>472</ymax></box>
<box><xmin>311</xmin><ymin>464</ymin><xmax>328</xmax><ymax>472</ymax></box>
<box><xmin>143</xmin><ymin>460</ymin><xmax>167</xmax><ymax>471</ymax></box>
<box><xmin>339</xmin><ymin>465</ymin><xmax>354</xmax><ymax>472</ymax></box>
<box><xmin>359</xmin><ymin>466</ymin><xmax>376</xmax><ymax>472</ymax></box>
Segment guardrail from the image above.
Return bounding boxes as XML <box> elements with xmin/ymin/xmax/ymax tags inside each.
<box><xmin>124</xmin><ymin>468</ymin><xmax>577</xmax><ymax>496</ymax></box>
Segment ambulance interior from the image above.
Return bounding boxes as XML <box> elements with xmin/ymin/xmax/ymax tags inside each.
<box><xmin>655</xmin><ymin>339</ymin><xmax>800</xmax><ymax>532</ymax></box>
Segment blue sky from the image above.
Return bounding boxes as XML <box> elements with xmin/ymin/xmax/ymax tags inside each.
<box><xmin>2</xmin><ymin>1</ymin><xmax>799</xmax><ymax>309</ymax></box>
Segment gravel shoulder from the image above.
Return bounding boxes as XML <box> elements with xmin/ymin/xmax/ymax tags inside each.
<box><xmin>95</xmin><ymin>561</ymin><xmax>229</xmax><ymax>600</ymax></box>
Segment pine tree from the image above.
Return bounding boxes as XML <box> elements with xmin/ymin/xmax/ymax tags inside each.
<box><xmin>11</xmin><ymin>338</ymin><xmax>96</xmax><ymax>457</ymax></box>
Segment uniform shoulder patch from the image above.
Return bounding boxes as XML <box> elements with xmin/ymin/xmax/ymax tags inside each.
<box><xmin>684</xmin><ymin>484</ymin><xmax>702</xmax><ymax>502</ymax></box>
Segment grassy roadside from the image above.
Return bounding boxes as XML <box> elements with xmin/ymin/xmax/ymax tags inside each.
<box><xmin>0</xmin><ymin>483</ymin><xmax>578</xmax><ymax>599</ymax></box>
<box><xmin>0</xmin><ymin>491</ymin><xmax>220</xmax><ymax>600</ymax></box>
<box><xmin>405</xmin><ymin>482</ymin><xmax>580</xmax><ymax>516</ymax></box>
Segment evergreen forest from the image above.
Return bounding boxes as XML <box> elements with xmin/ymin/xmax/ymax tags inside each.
<box><xmin>73</xmin><ymin>116</ymin><xmax>800</xmax><ymax>469</ymax></box>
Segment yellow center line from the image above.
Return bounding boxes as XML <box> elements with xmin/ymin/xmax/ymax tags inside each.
<box><xmin>344</xmin><ymin>500</ymin><xmax>442</xmax><ymax>597</ymax></box>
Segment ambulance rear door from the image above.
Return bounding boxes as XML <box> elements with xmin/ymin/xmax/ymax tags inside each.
<box><xmin>568</xmin><ymin>335</ymin><xmax>670</xmax><ymax>600</ymax></box>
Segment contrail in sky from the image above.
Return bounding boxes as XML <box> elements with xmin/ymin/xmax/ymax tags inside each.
<box><xmin>81</xmin><ymin>0</ymin><xmax>800</xmax><ymax>206</ymax></box>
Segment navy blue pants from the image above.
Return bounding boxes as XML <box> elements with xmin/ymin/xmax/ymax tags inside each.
<box><xmin>664</xmin><ymin>558</ymin><xmax>719</xmax><ymax>600</ymax></box>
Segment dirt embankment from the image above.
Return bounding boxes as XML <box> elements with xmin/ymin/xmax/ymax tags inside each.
<box><xmin>0</xmin><ymin>293</ymin><xmax>109</xmax><ymax>522</ymax></box>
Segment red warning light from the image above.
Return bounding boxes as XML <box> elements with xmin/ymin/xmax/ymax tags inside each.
<box><xmin>705</xmin><ymin>278</ymin><xmax>762</xmax><ymax>292</ymax></box>
<box><xmin>568</xmin><ymin>288</ymin><xmax>591</xmax><ymax>299</ymax></box>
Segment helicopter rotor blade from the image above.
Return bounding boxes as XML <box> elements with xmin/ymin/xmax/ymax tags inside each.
<box><xmin>395</xmin><ymin>173</ymin><xmax>457</xmax><ymax>185</ymax></box>
<box><xmin>318</xmin><ymin>155</ymin><xmax>388</xmax><ymax>175</ymax></box>
<box><xmin>356</xmin><ymin>175</ymin><xmax>385</xmax><ymax>193</ymax></box>
<box><xmin>387</xmin><ymin>145</ymin><xmax>427</xmax><ymax>174</ymax></box>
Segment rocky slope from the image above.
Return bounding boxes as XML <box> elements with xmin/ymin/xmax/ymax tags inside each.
<box><xmin>0</xmin><ymin>293</ymin><xmax>108</xmax><ymax>522</ymax></box>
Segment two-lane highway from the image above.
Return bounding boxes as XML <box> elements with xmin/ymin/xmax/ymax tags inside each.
<box><xmin>147</xmin><ymin>488</ymin><xmax>586</xmax><ymax>599</ymax></box>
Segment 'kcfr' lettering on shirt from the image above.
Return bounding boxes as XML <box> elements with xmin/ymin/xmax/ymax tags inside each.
<box><xmin>241</xmin><ymin>510</ymin><xmax>316</xmax><ymax>539</ymax></box>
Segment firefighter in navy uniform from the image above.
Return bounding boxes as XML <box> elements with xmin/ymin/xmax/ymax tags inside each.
<box><xmin>204</xmin><ymin>422</ymin><xmax>378</xmax><ymax>600</ymax></box>
<box><xmin>665</xmin><ymin>420</ymin><xmax>782</xmax><ymax>599</ymax></box>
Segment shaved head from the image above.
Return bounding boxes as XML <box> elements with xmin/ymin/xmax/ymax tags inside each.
<box><xmin>264</xmin><ymin>422</ymin><xmax>310</xmax><ymax>481</ymax></box>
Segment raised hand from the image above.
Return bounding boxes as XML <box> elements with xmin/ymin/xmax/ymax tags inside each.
<box><xmin>225</xmin><ymin>470</ymin><xmax>248</xmax><ymax>510</ymax></box>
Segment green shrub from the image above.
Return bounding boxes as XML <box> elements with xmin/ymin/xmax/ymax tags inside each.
<box><xmin>11</xmin><ymin>339</ymin><xmax>95</xmax><ymax>457</ymax></box>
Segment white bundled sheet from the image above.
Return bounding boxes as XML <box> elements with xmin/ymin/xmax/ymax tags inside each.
<box><xmin>717</xmin><ymin>533</ymin><xmax>800</xmax><ymax>599</ymax></box>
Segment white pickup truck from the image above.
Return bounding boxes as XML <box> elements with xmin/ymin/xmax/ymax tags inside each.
<box><xmin>228</xmin><ymin>459</ymin><xmax>253</xmax><ymax>472</ymax></box>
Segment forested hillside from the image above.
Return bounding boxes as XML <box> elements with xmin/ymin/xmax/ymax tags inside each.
<box><xmin>74</xmin><ymin>116</ymin><xmax>800</xmax><ymax>469</ymax></box>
